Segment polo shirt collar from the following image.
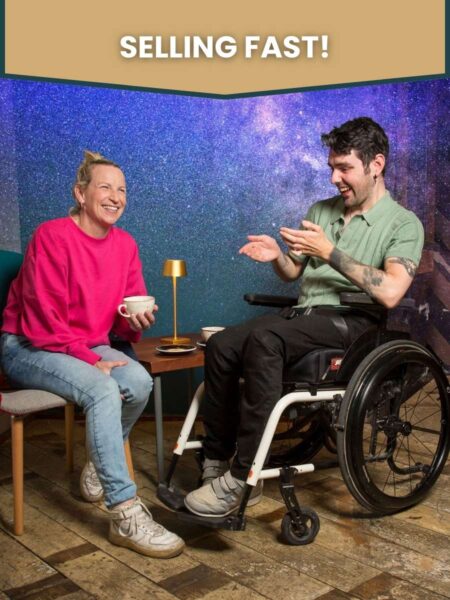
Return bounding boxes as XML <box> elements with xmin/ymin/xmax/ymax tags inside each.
<box><xmin>362</xmin><ymin>191</ymin><xmax>393</xmax><ymax>225</ymax></box>
<box><xmin>330</xmin><ymin>191</ymin><xmax>394</xmax><ymax>226</ymax></box>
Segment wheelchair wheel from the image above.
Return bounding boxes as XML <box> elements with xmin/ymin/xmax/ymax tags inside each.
<box><xmin>281</xmin><ymin>508</ymin><xmax>320</xmax><ymax>545</ymax></box>
<box><xmin>267</xmin><ymin>410</ymin><xmax>326</xmax><ymax>468</ymax></box>
<box><xmin>337</xmin><ymin>340</ymin><xmax>450</xmax><ymax>514</ymax></box>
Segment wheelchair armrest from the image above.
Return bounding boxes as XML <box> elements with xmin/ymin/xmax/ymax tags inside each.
<box><xmin>244</xmin><ymin>293</ymin><xmax>298</xmax><ymax>307</ymax></box>
<box><xmin>339</xmin><ymin>292</ymin><xmax>416</xmax><ymax>310</ymax></box>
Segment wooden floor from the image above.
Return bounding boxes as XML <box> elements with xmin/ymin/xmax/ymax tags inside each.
<box><xmin>0</xmin><ymin>418</ymin><xmax>449</xmax><ymax>600</ymax></box>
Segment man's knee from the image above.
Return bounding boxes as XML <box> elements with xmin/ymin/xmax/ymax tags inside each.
<box><xmin>205</xmin><ymin>329</ymin><xmax>234</xmax><ymax>363</ymax></box>
<box><xmin>244</xmin><ymin>327</ymin><xmax>283</xmax><ymax>356</ymax></box>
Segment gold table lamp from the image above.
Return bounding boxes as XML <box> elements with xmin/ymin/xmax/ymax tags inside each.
<box><xmin>161</xmin><ymin>259</ymin><xmax>191</xmax><ymax>344</ymax></box>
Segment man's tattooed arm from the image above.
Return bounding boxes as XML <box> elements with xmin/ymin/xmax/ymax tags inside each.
<box><xmin>385</xmin><ymin>257</ymin><xmax>417</xmax><ymax>278</ymax></box>
<box><xmin>329</xmin><ymin>248</ymin><xmax>386</xmax><ymax>295</ymax></box>
<box><xmin>329</xmin><ymin>248</ymin><xmax>417</xmax><ymax>306</ymax></box>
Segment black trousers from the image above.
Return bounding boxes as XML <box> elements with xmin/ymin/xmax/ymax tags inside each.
<box><xmin>202</xmin><ymin>310</ymin><xmax>373</xmax><ymax>479</ymax></box>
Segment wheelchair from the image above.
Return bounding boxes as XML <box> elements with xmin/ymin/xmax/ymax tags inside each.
<box><xmin>157</xmin><ymin>292</ymin><xmax>450</xmax><ymax>545</ymax></box>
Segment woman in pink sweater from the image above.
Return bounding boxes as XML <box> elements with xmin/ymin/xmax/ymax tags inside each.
<box><xmin>0</xmin><ymin>151</ymin><xmax>184</xmax><ymax>559</ymax></box>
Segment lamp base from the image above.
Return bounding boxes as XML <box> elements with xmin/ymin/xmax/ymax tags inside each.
<box><xmin>160</xmin><ymin>336</ymin><xmax>191</xmax><ymax>344</ymax></box>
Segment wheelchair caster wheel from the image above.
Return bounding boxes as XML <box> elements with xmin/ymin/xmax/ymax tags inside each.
<box><xmin>281</xmin><ymin>508</ymin><xmax>320</xmax><ymax>545</ymax></box>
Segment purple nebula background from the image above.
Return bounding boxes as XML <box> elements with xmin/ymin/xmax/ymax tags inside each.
<box><xmin>0</xmin><ymin>78</ymin><xmax>448</xmax><ymax>362</ymax></box>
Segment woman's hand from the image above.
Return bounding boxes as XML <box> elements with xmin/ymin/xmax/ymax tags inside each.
<box><xmin>128</xmin><ymin>305</ymin><xmax>158</xmax><ymax>332</ymax></box>
<box><xmin>239</xmin><ymin>235</ymin><xmax>282</xmax><ymax>262</ymax></box>
<box><xmin>94</xmin><ymin>360</ymin><xmax>128</xmax><ymax>376</ymax></box>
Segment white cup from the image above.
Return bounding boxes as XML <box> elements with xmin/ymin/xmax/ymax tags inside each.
<box><xmin>201</xmin><ymin>326</ymin><xmax>225</xmax><ymax>342</ymax></box>
<box><xmin>118</xmin><ymin>295</ymin><xmax>155</xmax><ymax>318</ymax></box>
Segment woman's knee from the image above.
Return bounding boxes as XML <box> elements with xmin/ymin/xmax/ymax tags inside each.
<box><xmin>120</xmin><ymin>362</ymin><xmax>153</xmax><ymax>404</ymax></box>
<box><xmin>84</xmin><ymin>376</ymin><xmax>121</xmax><ymax>408</ymax></box>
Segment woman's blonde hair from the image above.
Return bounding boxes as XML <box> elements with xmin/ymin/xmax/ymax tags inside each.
<box><xmin>70</xmin><ymin>150</ymin><xmax>121</xmax><ymax>215</ymax></box>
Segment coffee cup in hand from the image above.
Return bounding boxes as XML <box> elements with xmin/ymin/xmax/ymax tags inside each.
<box><xmin>118</xmin><ymin>296</ymin><xmax>155</xmax><ymax>318</ymax></box>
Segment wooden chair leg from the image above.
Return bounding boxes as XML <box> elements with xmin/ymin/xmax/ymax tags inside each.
<box><xmin>65</xmin><ymin>403</ymin><xmax>75</xmax><ymax>472</ymax></box>
<box><xmin>11</xmin><ymin>415</ymin><xmax>24</xmax><ymax>536</ymax></box>
<box><xmin>124</xmin><ymin>439</ymin><xmax>135</xmax><ymax>481</ymax></box>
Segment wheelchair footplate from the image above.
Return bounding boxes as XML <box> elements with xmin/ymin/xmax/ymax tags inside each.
<box><xmin>157</xmin><ymin>482</ymin><xmax>247</xmax><ymax>531</ymax></box>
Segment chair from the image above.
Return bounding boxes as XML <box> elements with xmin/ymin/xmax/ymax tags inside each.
<box><xmin>0</xmin><ymin>249</ymin><xmax>76</xmax><ymax>534</ymax></box>
<box><xmin>0</xmin><ymin>249</ymin><xmax>134</xmax><ymax>535</ymax></box>
<box><xmin>157</xmin><ymin>292</ymin><xmax>450</xmax><ymax>545</ymax></box>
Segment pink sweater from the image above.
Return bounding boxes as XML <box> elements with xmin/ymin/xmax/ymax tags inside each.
<box><xmin>2</xmin><ymin>217</ymin><xmax>147</xmax><ymax>365</ymax></box>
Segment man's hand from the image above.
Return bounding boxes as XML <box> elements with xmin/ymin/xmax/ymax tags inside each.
<box><xmin>280</xmin><ymin>220</ymin><xmax>334</xmax><ymax>261</ymax></box>
<box><xmin>95</xmin><ymin>360</ymin><xmax>128</xmax><ymax>376</ymax></box>
<box><xmin>128</xmin><ymin>305</ymin><xmax>158</xmax><ymax>332</ymax></box>
<box><xmin>239</xmin><ymin>235</ymin><xmax>282</xmax><ymax>263</ymax></box>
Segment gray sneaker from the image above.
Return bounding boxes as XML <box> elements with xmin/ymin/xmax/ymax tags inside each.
<box><xmin>201</xmin><ymin>459</ymin><xmax>262</xmax><ymax>506</ymax></box>
<box><xmin>185</xmin><ymin>470</ymin><xmax>263</xmax><ymax>517</ymax></box>
<box><xmin>109</xmin><ymin>498</ymin><xmax>185</xmax><ymax>558</ymax></box>
<box><xmin>80</xmin><ymin>461</ymin><xmax>104</xmax><ymax>503</ymax></box>
<box><xmin>202</xmin><ymin>458</ymin><xmax>229</xmax><ymax>486</ymax></box>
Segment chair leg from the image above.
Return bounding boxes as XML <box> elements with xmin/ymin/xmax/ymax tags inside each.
<box><xmin>65</xmin><ymin>403</ymin><xmax>75</xmax><ymax>473</ymax></box>
<box><xmin>11</xmin><ymin>415</ymin><xmax>24</xmax><ymax>536</ymax></box>
<box><xmin>124</xmin><ymin>439</ymin><xmax>135</xmax><ymax>482</ymax></box>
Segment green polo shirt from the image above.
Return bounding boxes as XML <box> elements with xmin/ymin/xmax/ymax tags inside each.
<box><xmin>290</xmin><ymin>192</ymin><xmax>424</xmax><ymax>307</ymax></box>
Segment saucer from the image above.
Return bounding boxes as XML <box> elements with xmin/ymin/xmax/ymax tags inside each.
<box><xmin>156</xmin><ymin>344</ymin><xmax>197</xmax><ymax>355</ymax></box>
<box><xmin>196</xmin><ymin>341</ymin><xmax>206</xmax><ymax>349</ymax></box>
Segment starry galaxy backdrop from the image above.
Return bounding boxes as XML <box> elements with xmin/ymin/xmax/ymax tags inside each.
<box><xmin>0</xmin><ymin>78</ymin><xmax>449</xmax><ymax>364</ymax></box>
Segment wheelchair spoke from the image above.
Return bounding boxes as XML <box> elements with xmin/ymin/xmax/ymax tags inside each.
<box><xmin>410</xmin><ymin>408</ymin><xmax>442</xmax><ymax>429</ymax></box>
<box><xmin>338</xmin><ymin>340</ymin><xmax>449</xmax><ymax>513</ymax></box>
<box><xmin>409</xmin><ymin>431</ymin><xmax>439</xmax><ymax>458</ymax></box>
<box><xmin>361</xmin><ymin>372</ymin><xmax>444</xmax><ymax>496</ymax></box>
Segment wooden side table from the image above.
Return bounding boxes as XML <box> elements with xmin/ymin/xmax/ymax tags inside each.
<box><xmin>133</xmin><ymin>334</ymin><xmax>205</xmax><ymax>480</ymax></box>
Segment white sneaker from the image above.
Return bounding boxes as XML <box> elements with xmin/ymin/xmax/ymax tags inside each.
<box><xmin>185</xmin><ymin>470</ymin><xmax>263</xmax><ymax>517</ymax></box>
<box><xmin>109</xmin><ymin>498</ymin><xmax>185</xmax><ymax>558</ymax></box>
<box><xmin>80</xmin><ymin>461</ymin><xmax>104</xmax><ymax>503</ymax></box>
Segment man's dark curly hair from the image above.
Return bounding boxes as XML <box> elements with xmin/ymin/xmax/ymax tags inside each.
<box><xmin>321</xmin><ymin>117</ymin><xmax>389</xmax><ymax>175</ymax></box>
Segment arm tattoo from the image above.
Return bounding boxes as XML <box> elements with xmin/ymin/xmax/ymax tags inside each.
<box><xmin>386</xmin><ymin>257</ymin><xmax>417</xmax><ymax>279</ymax></box>
<box><xmin>330</xmin><ymin>248</ymin><xmax>385</xmax><ymax>295</ymax></box>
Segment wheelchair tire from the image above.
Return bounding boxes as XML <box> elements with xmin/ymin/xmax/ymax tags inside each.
<box><xmin>337</xmin><ymin>340</ymin><xmax>450</xmax><ymax>514</ymax></box>
<box><xmin>267</xmin><ymin>414</ymin><xmax>325</xmax><ymax>468</ymax></box>
<box><xmin>281</xmin><ymin>508</ymin><xmax>320</xmax><ymax>545</ymax></box>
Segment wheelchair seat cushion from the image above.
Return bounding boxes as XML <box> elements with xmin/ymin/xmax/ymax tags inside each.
<box><xmin>283</xmin><ymin>348</ymin><xmax>345</xmax><ymax>385</ymax></box>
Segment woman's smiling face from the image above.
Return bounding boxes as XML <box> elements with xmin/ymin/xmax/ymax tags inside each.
<box><xmin>75</xmin><ymin>164</ymin><xmax>127</xmax><ymax>236</ymax></box>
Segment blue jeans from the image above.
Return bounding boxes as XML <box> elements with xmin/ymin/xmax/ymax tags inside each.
<box><xmin>0</xmin><ymin>333</ymin><xmax>153</xmax><ymax>507</ymax></box>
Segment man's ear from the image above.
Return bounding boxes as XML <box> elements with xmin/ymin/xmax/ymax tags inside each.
<box><xmin>371</xmin><ymin>153</ymin><xmax>386</xmax><ymax>177</ymax></box>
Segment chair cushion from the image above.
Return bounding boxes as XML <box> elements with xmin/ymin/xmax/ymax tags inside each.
<box><xmin>0</xmin><ymin>390</ymin><xmax>69</xmax><ymax>416</ymax></box>
<box><xmin>283</xmin><ymin>348</ymin><xmax>345</xmax><ymax>384</ymax></box>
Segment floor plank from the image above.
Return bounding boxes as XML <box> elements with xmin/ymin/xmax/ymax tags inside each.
<box><xmin>0</xmin><ymin>418</ymin><xmax>449</xmax><ymax>600</ymax></box>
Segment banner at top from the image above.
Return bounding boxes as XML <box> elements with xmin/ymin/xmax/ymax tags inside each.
<box><xmin>4</xmin><ymin>0</ymin><xmax>446</xmax><ymax>95</ymax></box>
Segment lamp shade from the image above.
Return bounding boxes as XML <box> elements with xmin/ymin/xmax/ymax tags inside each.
<box><xmin>162</xmin><ymin>259</ymin><xmax>187</xmax><ymax>278</ymax></box>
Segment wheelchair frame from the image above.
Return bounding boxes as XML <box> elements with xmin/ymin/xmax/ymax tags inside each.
<box><xmin>157</xmin><ymin>294</ymin><xmax>450</xmax><ymax>545</ymax></box>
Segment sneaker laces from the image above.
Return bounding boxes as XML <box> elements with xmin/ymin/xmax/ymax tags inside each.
<box><xmin>85</xmin><ymin>465</ymin><xmax>101</xmax><ymax>489</ymax></box>
<box><xmin>122</xmin><ymin>499</ymin><xmax>165</xmax><ymax>537</ymax></box>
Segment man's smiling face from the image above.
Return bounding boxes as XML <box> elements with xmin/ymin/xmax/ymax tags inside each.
<box><xmin>328</xmin><ymin>149</ymin><xmax>378</xmax><ymax>210</ymax></box>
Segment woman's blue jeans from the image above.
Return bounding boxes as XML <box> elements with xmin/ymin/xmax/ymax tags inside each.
<box><xmin>0</xmin><ymin>333</ymin><xmax>153</xmax><ymax>507</ymax></box>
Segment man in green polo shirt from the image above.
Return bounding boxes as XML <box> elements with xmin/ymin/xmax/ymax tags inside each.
<box><xmin>185</xmin><ymin>117</ymin><xmax>424</xmax><ymax>518</ymax></box>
